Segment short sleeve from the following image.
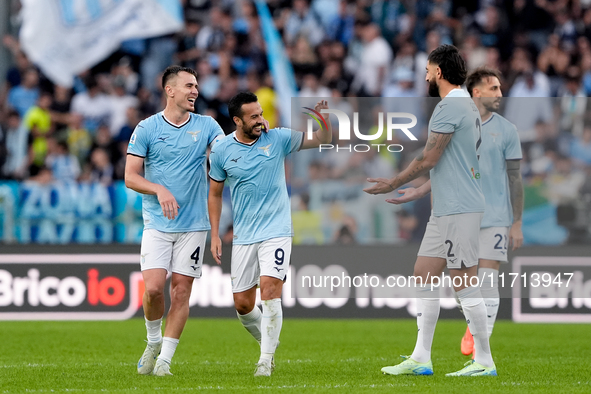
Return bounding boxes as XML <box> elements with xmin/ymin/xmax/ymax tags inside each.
<box><xmin>275</xmin><ymin>127</ymin><xmax>304</xmax><ymax>155</ymax></box>
<box><xmin>207</xmin><ymin>117</ymin><xmax>225</xmax><ymax>147</ymax></box>
<box><xmin>430</xmin><ymin>103</ymin><xmax>457</xmax><ymax>134</ymax></box>
<box><xmin>208</xmin><ymin>146</ymin><xmax>226</xmax><ymax>182</ymax></box>
<box><xmin>504</xmin><ymin>123</ymin><xmax>522</xmax><ymax>160</ymax></box>
<box><xmin>127</xmin><ymin>121</ymin><xmax>149</xmax><ymax>157</ymax></box>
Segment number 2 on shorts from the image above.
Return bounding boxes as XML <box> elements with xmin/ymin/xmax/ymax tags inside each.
<box><xmin>445</xmin><ymin>240</ymin><xmax>455</xmax><ymax>257</ymax></box>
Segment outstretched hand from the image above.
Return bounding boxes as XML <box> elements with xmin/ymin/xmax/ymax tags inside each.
<box><xmin>363</xmin><ymin>178</ymin><xmax>394</xmax><ymax>195</ymax></box>
<box><xmin>385</xmin><ymin>187</ymin><xmax>422</xmax><ymax>205</ymax></box>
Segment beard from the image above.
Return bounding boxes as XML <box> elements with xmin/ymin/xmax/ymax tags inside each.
<box><xmin>428</xmin><ymin>78</ymin><xmax>439</xmax><ymax>97</ymax></box>
<box><xmin>483</xmin><ymin>99</ymin><xmax>501</xmax><ymax>113</ymax></box>
<box><xmin>243</xmin><ymin>122</ymin><xmax>264</xmax><ymax>140</ymax></box>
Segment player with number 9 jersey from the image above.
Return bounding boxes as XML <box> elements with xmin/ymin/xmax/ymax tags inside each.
<box><xmin>208</xmin><ymin>92</ymin><xmax>332</xmax><ymax>377</ymax></box>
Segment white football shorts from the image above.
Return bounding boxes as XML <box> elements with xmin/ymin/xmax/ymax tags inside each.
<box><xmin>231</xmin><ymin>237</ymin><xmax>292</xmax><ymax>293</ymax></box>
<box><xmin>479</xmin><ymin>226</ymin><xmax>510</xmax><ymax>263</ymax></box>
<box><xmin>418</xmin><ymin>212</ymin><xmax>483</xmax><ymax>269</ymax></box>
<box><xmin>140</xmin><ymin>229</ymin><xmax>207</xmax><ymax>278</ymax></box>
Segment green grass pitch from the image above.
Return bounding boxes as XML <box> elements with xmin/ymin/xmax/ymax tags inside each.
<box><xmin>1</xmin><ymin>318</ymin><xmax>589</xmax><ymax>393</ymax></box>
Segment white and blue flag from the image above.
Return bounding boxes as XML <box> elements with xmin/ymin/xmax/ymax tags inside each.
<box><xmin>20</xmin><ymin>0</ymin><xmax>183</xmax><ymax>87</ymax></box>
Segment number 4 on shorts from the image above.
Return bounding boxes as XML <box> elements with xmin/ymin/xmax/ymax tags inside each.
<box><xmin>190</xmin><ymin>246</ymin><xmax>200</xmax><ymax>271</ymax></box>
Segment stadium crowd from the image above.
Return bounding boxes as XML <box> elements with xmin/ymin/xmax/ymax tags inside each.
<box><xmin>1</xmin><ymin>0</ymin><xmax>591</xmax><ymax>244</ymax></box>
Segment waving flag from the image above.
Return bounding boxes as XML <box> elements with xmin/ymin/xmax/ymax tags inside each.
<box><xmin>19</xmin><ymin>0</ymin><xmax>183</xmax><ymax>87</ymax></box>
<box><xmin>254</xmin><ymin>0</ymin><xmax>298</xmax><ymax>127</ymax></box>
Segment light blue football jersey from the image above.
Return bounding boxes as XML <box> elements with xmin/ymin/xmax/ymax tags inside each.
<box><xmin>127</xmin><ymin>112</ymin><xmax>224</xmax><ymax>232</ymax></box>
<box><xmin>208</xmin><ymin>128</ymin><xmax>304</xmax><ymax>245</ymax></box>
<box><xmin>479</xmin><ymin>113</ymin><xmax>522</xmax><ymax>228</ymax></box>
<box><xmin>428</xmin><ymin>89</ymin><xmax>485</xmax><ymax>217</ymax></box>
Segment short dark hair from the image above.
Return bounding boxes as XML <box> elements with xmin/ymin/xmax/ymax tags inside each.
<box><xmin>466</xmin><ymin>67</ymin><xmax>502</xmax><ymax>96</ymax></box>
<box><xmin>161</xmin><ymin>66</ymin><xmax>198</xmax><ymax>89</ymax></box>
<box><xmin>228</xmin><ymin>91</ymin><xmax>258</xmax><ymax>120</ymax></box>
<box><xmin>427</xmin><ymin>45</ymin><xmax>467</xmax><ymax>86</ymax></box>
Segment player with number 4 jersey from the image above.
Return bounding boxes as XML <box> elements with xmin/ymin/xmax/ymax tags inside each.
<box><xmin>126</xmin><ymin>66</ymin><xmax>224</xmax><ymax>377</ymax></box>
<box><xmin>208</xmin><ymin>92</ymin><xmax>332</xmax><ymax>377</ymax></box>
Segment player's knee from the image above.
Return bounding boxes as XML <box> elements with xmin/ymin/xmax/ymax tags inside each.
<box><xmin>260</xmin><ymin>284</ymin><xmax>281</xmax><ymax>300</ymax></box>
<box><xmin>170</xmin><ymin>284</ymin><xmax>192</xmax><ymax>304</ymax></box>
<box><xmin>144</xmin><ymin>286</ymin><xmax>164</xmax><ymax>302</ymax></box>
<box><xmin>234</xmin><ymin>298</ymin><xmax>255</xmax><ymax>315</ymax></box>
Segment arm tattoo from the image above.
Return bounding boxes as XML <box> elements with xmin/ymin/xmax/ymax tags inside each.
<box><xmin>436</xmin><ymin>134</ymin><xmax>452</xmax><ymax>151</ymax></box>
<box><xmin>426</xmin><ymin>132</ymin><xmax>453</xmax><ymax>153</ymax></box>
<box><xmin>397</xmin><ymin>133</ymin><xmax>452</xmax><ymax>189</ymax></box>
<box><xmin>425</xmin><ymin>133</ymin><xmax>438</xmax><ymax>151</ymax></box>
<box><xmin>507</xmin><ymin>161</ymin><xmax>524</xmax><ymax>222</ymax></box>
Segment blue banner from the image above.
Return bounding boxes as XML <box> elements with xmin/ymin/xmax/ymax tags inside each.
<box><xmin>0</xmin><ymin>181</ymin><xmax>143</xmax><ymax>244</ymax></box>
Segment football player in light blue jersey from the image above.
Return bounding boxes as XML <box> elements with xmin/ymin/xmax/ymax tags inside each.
<box><xmin>365</xmin><ymin>45</ymin><xmax>496</xmax><ymax>376</ymax></box>
<box><xmin>208</xmin><ymin>92</ymin><xmax>332</xmax><ymax>377</ymax></box>
<box><xmin>458</xmin><ymin>68</ymin><xmax>524</xmax><ymax>356</ymax></box>
<box><xmin>126</xmin><ymin>66</ymin><xmax>224</xmax><ymax>376</ymax></box>
<box><xmin>389</xmin><ymin>68</ymin><xmax>525</xmax><ymax>359</ymax></box>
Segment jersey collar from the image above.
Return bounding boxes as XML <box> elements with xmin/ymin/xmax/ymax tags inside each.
<box><xmin>482</xmin><ymin>112</ymin><xmax>495</xmax><ymax>126</ymax></box>
<box><xmin>232</xmin><ymin>131</ymin><xmax>259</xmax><ymax>146</ymax></box>
<box><xmin>161</xmin><ymin>113</ymin><xmax>191</xmax><ymax>128</ymax></box>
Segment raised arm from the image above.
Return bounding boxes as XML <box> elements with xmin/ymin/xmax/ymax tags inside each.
<box><xmin>125</xmin><ymin>154</ymin><xmax>179</xmax><ymax>220</ymax></box>
<box><xmin>364</xmin><ymin>132</ymin><xmax>452</xmax><ymax>194</ymax></box>
<box><xmin>300</xmin><ymin>100</ymin><xmax>332</xmax><ymax>149</ymax></box>
<box><xmin>507</xmin><ymin>159</ymin><xmax>524</xmax><ymax>250</ymax></box>
<box><xmin>208</xmin><ymin>178</ymin><xmax>225</xmax><ymax>265</ymax></box>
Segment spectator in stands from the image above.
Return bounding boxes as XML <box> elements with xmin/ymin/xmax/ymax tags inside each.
<box><xmin>537</xmin><ymin>34</ymin><xmax>571</xmax><ymax>96</ymax></box>
<box><xmin>328</xmin><ymin>0</ymin><xmax>355</xmax><ymax>46</ymax></box>
<box><xmin>66</xmin><ymin>113</ymin><xmax>92</xmax><ymax>167</ymax></box>
<box><xmin>333</xmin><ymin>215</ymin><xmax>358</xmax><ymax>245</ymax></box>
<box><xmin>292</xmin><ymin>192</ymin><xmax>324</xmax><ymax>245</ymax></box>
<box><xmin>546</xmin><ymin>154</ymin><xmax>585</xmax><ymax>205</ymax></box>
<box><xmin>91</xmin><ymin>124</ymin><xmax>120</xmax><ymax>167</ymax></box>
<box><xmin>3</xmin><ymin>48</ymin><xmax>31</xmax><ymax>90</ymax></box>
<box><xmin>109</xmin><ymin>76</ymin><xmax>139</xmax><ymax>138</ymax></box>
<box><xmin>299</xmin><ymin>73</ymin><xmax>331</xmax><ymax>98</ymax></box>
<box><xmin>290</xmin><ymin>36</ymin><xmax>320</xmax><ymax>77</ymax></box>
<box><xmin>7</xmin><ymin>67</ymin><xmax>39</xmax><ymax>117</ymax></box>
<box><xmin>321</xmin><ymin>61</ymin><xmax>352</xmax><ymax>95</ymax></box>
<box><xmin>284</xmin><ymin>0</ymin><xmax>325</xmax><ymax>47</ymax></box>
<box><xmin>50</xmin><ymin>85</ymin><xmax>72</xmax><ymax>133</ymax></box>
<box><xmin>115</xmin><ymin>106</ymin><xmax>139</xmax><ymax>143</ymax></box>
<box><xmin>559</xmin><ymin>66</ymin><xmax>586</xmax><ymax>138</ymax></box>
<box><xmin>111</xmin><ymin>56</ymin><xmax>139</xmax><ymax>95</ymax></box>
<box><xmin>71</xmin><ymin>76</ymin><xmax>112</xmax><ymax>135</ymax></box>
<box><xmin>23</xmin><ymin>91</ymin><xmax>53</xmax><ymax>176</ymax></box>
<box><xmin>1</xmin><ymin>110</ymin><xmax>27</xmax><ymax>179</ymax></box>
<box><xmin>45</xmin><ymin>138</ymin><xmax>81</xmax><ymax>183</ymax></box>
<box><xmin>247</xmin><ymin>72</ymin><xmax>278</xmax><ymax>129</ymax></box>
<box><xmin>175</xmin><ymin>18</ymin><xmax>202</xmax><ymax>68</ymax></box>
<box><xmin>89</xmin><ymin>147</ymin><xmax>114</xmax><ymax>186</ymax></box>
<box><xmin>350</xmin><ymin>23</ymin><xmax>392</xmax><ymax>96</ymax></box>
<box><xmin>505</xmin><ymin>51</ymin><xmax>553</xmax><ymax>144</ymax></box>
<box><xmin>195</xmin><ymin>58</ymin><xmax>220</xmax><ymax>102</ymax></box>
